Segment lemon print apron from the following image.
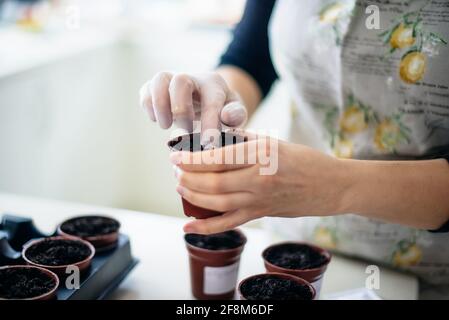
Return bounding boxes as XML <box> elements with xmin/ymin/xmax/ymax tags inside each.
<box><xmin>267</xmin><ymin>0</ymin><xmax>449</xmax><ymax>298</ymax></box>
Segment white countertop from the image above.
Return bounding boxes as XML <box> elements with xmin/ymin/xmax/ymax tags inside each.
<box><xmin>0</xmin><ymin>192</ymin><xmax>419</xmax><ymax>300</ymax></box>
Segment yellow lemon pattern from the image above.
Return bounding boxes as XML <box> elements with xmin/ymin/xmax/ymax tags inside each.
<box><xmin>315</xmin><ymin>94</ymin><xmax>384</xmax><ymax>159</ymax></box>
<box><xmin>399</xmin><ymin>51</ymin><xmax>427</xmax><ymax>84</ymax></box>
<box><xmin>319</xmin><ymin>2</ymin><xmax>345</xmax><ymax>24</ymax></box>
<box><xmin>380</xmin><ymin>3</ymin><xmax>446</xmax><ymax>84</ymax></box>
<box><xmin>333</xmin><ymin>138</ymin><xmax>354</xmax><ymax>159</ymax></box>
<box><xmin>392</xmin><ymin>241</ymin><xmax>423</xmax><ymax>267</ymax></box>
<box><xmin>374</xmin><ymin>120</ymin><xmax>401</xmax><ymax>151</ymax></box>
<box><xmin>314</xmin><ymin>227</ymin><xmax>338</xmax><ymax>250</ymax></box>
<box><xmin>340</xmin><ymin>106</ymin><xmax>368</xmax><ymax>134</ymax></box>
<box><xmin>390</xmin><ymin>23</ymin><xmax>416</xmax><ymax>49</ymax></box>
<box><xmin>318</xmin><ymin>2</ymin><xmax>353</xmax><ymax>46</ymax></box>
<box><xmin>374</xmin><ymin>115</ymin><xmax>410</xmax><ymax>152</ymax></box>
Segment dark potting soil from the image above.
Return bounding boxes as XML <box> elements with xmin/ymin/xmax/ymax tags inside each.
<box><xmin>169</xmin><ymin>132</ymin><xmax>247</xmax><ymax>152</ymax></box>
<box><xmin>185</xmin><ymin>230</ymin><xmax>244</xmax><ymax>250</ymax></box>
<box><xmin>60</xmin><ymin>216</ymin><xmax>120</xmax><ymax>237</ymax></box>
<box><xmin>264</xmin><ymin>243</ymin><xmax>327</xmax><ymax>270</ymax></box>
<box><xmin>26</xmin><ymin>239</ymin><xmax>92</xmax><ymax>266</ymax></box>
<box><xmin>0</xmin><ymin>268</ymin><xmax>56</xmax><ymax>299</ymax></box>
<box><xmin>241</xmin><ymin>275</ymin><xmax>313</xmax><ymax>300</ymax></box>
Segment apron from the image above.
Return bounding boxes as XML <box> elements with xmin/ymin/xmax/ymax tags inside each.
<box><xmin>267</xmin><ymin>0</ymin><xmax>449</xmax><ymax>298</ymax></box>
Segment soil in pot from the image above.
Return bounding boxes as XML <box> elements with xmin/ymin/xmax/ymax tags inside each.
<box><xmin>240</xmin><ymin>274</ymin><xmax>313</xmax><ymax>300</ymax></box>
<box><xmin>264</xmin><ymin>243</ymin><xmax>328</xmax><ymax>270</ymax></box>
<box><xmin>168</xmin><ymin>131</ymin><xmax>247</xmax><ymax>152</ymax></box>
<box><xmin>25</xmin><ymin>239</ymin><xmax>91</xmax><ymax>266</ymax></box>
<box><xmin>60</xmin><ymin>216</ymin><xmax>120</xmax><ymax>238</ymax></box>
<box><xmin>0</xmin><ymin>267</ymin><xmax>57</xmax><ymax>299</ymax></box>
<box><xmin>185</xmin><ymin>230</ymin><xmax>245</xmax><ymax>250</ymax></box>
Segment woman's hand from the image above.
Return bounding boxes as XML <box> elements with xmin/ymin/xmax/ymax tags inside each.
<box><xmin>171</xmin><ymin>134</ymin><xmax>449</xmax><ymax>234</ymax></box>
<box><xmin>170</xmin><ymin>137</ymin><xmax>350</xmax><ymax>234</ymax></box>
<box><xmin>139</xmin><ymin>72</ymin><xmax>247</xmax><ymax>141</ymax></box>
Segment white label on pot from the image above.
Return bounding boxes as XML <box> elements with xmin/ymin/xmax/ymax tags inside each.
<box><xmin>312</xmin><ymin>278</ymin><xmax>323</xmax><ymax>300</ymax></box>
<box><xmin>204</xmin><ymin>262</ymin><xmax>240</xmax><ymax>295</ymax></box>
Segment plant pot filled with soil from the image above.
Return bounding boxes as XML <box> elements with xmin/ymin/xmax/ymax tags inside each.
<box><xmin>185</xmin><ymin>229</ymin><xmax>247</xmax><ymax>300</ymax></box>
<box><xmin>262</xmin><ymin>242</ymin><xmax>331</xmax><ymax>298</ymax></box>
<box><xmin>58</xmin><ymin>215</ymin><xmax>120</xmax><ymax>250</ymax></box>
<box><xmin>168</xmin><ymin>131</ymin><xmax>248</xmax><ymax>219</ymax></box>
<box><xmin>22</xmin><ymin>236</ymin><xmax>95</xmax><ymax>276</ymax></box>
<box><xmin>238</xmin><ymin>272</ymin><xmax>315</xmax><ymax>300</ymax></box>
<box><xmin>0</xmin><ymin>265</ymin><xmax>59</xmax><ymax>300</ymax></box>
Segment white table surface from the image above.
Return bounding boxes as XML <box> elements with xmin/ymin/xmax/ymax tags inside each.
<box><xmin>0</xmin><ymin>193</ymin><xmax>419</xmax><ymax>300</ymax></box>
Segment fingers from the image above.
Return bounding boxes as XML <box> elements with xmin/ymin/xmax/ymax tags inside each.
<box><xmin>169</xmin><ymin>73</ymin><xmax>198</xmax><ymax>132</ymax></box>
<box><xmin>139</xmin><ymin>81</ymin><xmax>156</xmax><ymax>121</ymax></box>
<box><xmin>199</xmin><ymin>77</ymin><xmax>227</xmax><ymax>146</ymax></box>
<box><xmin>220</xmin><ymin>102</ymin><xmax>247</xmax><ymax>128</ymax></box>
<box><xmin>141</xmin><ymin>72</ymin><xmax>244</xmax><ymax>134</ymax></box>
<box><xmin>183</xmin><ymin>209</ymin><xmax>254</xmax><ymax>235</ymax></box>
<box><xmin>174</xmin><ymin>166</ymin><xmax>254</xmax><ymax>194</ymax></box>
<box><xmin>150</xmin><ymin>72</ymin><xmax>173</xmax><ymax>129</ymax></box>
<box><xmin>176</xmin><ymin>185</ymin><xmax>254</xmax><ymax>212</ymax></box>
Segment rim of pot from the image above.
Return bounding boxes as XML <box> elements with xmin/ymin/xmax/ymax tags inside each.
<box><xmin>262</xmin><ymin>241</ymin><xmax>332</xmax><ymax>272</ymax></box>
<box><xmin>22</xmin><ymin>236</ymin><xmax>95</xmax><ymax>271</ymax></box>
<box><xmin>184</xmin><ymin>229</ymin><xmax>247</xmax><ymax>254</ymax></box>
<box><xmin>0</xmin><ymin>265</ymin><xmax>60</xmax><ymax>300</ymax></box>
<box><xmin>167</xmin><ymin>130</ymin><xmax>250</xmax><ymax>152</ymax></box>
<box><xmin>238</xmin><ymin>272</ymin><xmax>316</xmax><ymax>300</ymax></box>
<box><xmin>57</xmin><ymin>214</ymin><xmax>120</xmax><ymax>241</ymax></box>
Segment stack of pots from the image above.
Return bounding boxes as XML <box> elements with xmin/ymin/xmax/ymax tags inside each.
<box><xmin>0</xmin><ymin>215</ymin><xmax>120</xmax><ymax>300</ymax></box>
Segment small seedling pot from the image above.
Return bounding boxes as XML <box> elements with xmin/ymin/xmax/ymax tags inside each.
<box><xmin>168</xmin><ymin>131</ymin><xmax>247</xmax><ymax>219</ymax></box>
<box><xmin>0</xmin><ymin>265</ymin><xmax>59</xmax><ymax>300</ymax></box>
<box><xmin>22</xmin><ymin>236</ymin><xmax>95</xmax><ymax>277</ymax></box>
<box><xmin>262</xmin><ymin>242</ymin><xmax>331</xmax><ymax>298</ymax></box>
<box><xmin>57</xmin><ymin>215</ymin><xmax>120</xmax><ymax>250</ymax></box>
<box><xmin>238</xmin><ymin>272</ymin><xmax>315</xmax><ymax>301</ymax></box>
<box><xmin>184</xmin><ymin>229</ymin><xmax>247</xmax><ymax>300</ymax></box>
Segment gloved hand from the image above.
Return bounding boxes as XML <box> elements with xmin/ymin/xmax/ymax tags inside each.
<box><xmin>139</xmin><ymin>72</ymin><xmax>247</xmax><ymax>145</ymax></box>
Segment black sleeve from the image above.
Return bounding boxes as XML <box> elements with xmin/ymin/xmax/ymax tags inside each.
<box><xmin>218</xmin><ymin>0</ymin><xmax>278</xmax><ymax>98</ymax></box>
<box><xmin>430</xmin><ymin>221</ymin><xmax>449</xmax><ymax>233</ymax></box>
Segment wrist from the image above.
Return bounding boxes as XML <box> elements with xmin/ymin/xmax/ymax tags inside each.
<box><xmin>333</xmin><ymin>158</ymin><xmax>364</xmax><ymax>215</ymax></box>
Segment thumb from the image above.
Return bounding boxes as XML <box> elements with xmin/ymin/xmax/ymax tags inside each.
<box><xmin>220</xmin><ymin>102</ymin><xmax>248</xmax><ymax>128</ymax></box>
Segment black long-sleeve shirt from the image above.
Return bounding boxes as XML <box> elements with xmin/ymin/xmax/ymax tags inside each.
<box><xmin>219</xmin><ymin>0</ymin><xmax>278</xmax><ymax>98</ymax></box>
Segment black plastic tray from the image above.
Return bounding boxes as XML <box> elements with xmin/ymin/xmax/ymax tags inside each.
<box><xmin>0</xmin><ymin>214</ymin><xmax>138</xmax><ymax>300</ymax></box>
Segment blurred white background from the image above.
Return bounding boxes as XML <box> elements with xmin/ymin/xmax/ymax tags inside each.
<box><xmin>0</xmin><ymin>0</ymin><xmax>290</xmax><ymax>217</ymax></box>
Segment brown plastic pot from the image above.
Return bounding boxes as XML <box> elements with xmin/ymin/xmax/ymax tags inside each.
<box><xmin>168</xmin><ymin>132</ymin><xmax>247</xmax><ymax>219</ymax></box>
<box><xmin>185</xmin><ymin>229</ymin><xmax>247</xmax><ymax>300</ymax></box>
<box><xmin>57</xmin><ymin>215</ymin><xmax>120</xmax><ymax>250</ymax></box>
<box><xmin>0</xmin><ymin>265</ymin><xmax>59</xmax><ymax>300</ymax></box>
<box><xmin>238</xmin><ymin>272</ymin><xmax>316</xmax><ymax>300</ymax></box>
<box><xmin>262</xmin><ymin>242</ymin><xmax>331</xmax><ymax>298</ymax></box>
<box><xmin>22</xmin><ymin>236</ymin><xmax>95</xmax><ymax>277</ymax></box>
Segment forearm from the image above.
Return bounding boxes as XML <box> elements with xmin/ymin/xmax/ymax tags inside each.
<box><xmin>217</xmin><ymin>66</ymin><xmax>262</xmax><ymax>119</ymax></box>
<box><xmin>338</xmin><ymin>158</ymin><xmax>449</xmax><ymax>230</ymax></box>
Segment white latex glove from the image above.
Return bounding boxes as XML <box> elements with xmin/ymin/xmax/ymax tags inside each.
<box><xmin>139</xmin><ymin>72</ymin><xmax>247</xmax><ymax>145</ymax></box>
